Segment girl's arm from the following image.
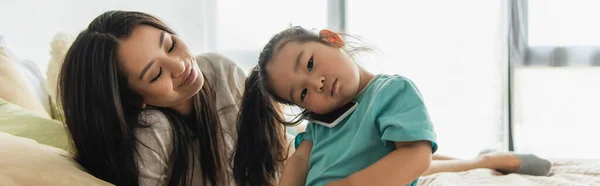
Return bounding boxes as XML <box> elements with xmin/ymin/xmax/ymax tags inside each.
<box><xmin>327</xmin><ymin>140</ymin><xmax>432</xmax><ymax>186</ymax></box>
<box><xmin>279</xmin><ymin>140</ymin><xmax>313</xmax><ymax>186</ymax></box>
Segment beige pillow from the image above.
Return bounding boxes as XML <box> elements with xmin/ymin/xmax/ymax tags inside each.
<box><xmin>0</xmin><ymin>47</ymin><xmax>50</xmax><ymax>119</ymax></box>
<box><xmin>46</xmin><ymin>33</ymin><xmax>75</xmax><ymax>117</ymax></box>
<box><xmin>0</xmin><ymin>131</ymin><xmax>112</xmax><ymax>185</ymax></box>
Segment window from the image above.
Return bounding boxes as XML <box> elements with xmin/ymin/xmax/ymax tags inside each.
<box><xmin>512</xmin><ymin>0</ymin><xmax>600</xmax><ymax>159</ymax></box>
<box><xmin>528</xmin><ymin>0</ymin><xmax>600</xmax><ymax>46</ymax></box>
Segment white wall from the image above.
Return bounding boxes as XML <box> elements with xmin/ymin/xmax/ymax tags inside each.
<box><xmin>0</xmin><ymin>0</ymin><xmax>210</xmax><ymax>72</ymax></box>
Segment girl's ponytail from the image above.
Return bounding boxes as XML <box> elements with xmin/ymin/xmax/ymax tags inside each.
<box><xmin>233</xmin><ymin>26</ymin><xmax>338</xmax><ymax>186</ymax></box>
<box><xmin>232</xmin><ymin>68</ymin><xmax>287</xmax><ymax>186</ymax></box>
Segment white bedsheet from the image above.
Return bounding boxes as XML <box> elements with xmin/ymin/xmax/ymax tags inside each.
<box><xmin>419</xmin><ymin>159</ymin><xmax>600</xmax><ymax>186</ymax></box>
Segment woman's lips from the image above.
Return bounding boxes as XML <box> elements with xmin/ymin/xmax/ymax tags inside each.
<box><xmin>179</xmin><ymin>65</ymin><xmax>197</xmax><ymax>87</ymax></box>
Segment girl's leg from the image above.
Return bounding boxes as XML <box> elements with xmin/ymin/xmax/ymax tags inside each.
<box><xmin>432</xmin><ymin>154</ymin><xmax>458</xmax><ymax>161</ymax></box>
<box><xmin>424</xmin><ymin>152</ymin><xmax>521</xmax><ymax>176</ymax></box>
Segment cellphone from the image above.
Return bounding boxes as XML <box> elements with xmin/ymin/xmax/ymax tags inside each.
<box><xmin>302</xmin><ymin>101</ymin><xmax>358</xmax><ymax>128</ymax></box>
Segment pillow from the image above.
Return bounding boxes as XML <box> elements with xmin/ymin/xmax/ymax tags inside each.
<box><xmin>0</xmin><ymin>39</ymin><xmax>50</xmax><ymax>119</ymax></box>
<box><xmin>46</xmin><ymin>33</ymin><xmax>74</xmax><ymax>109</ymax></box>
<box><xmin>0</xmin><ymin>131</ymin><xmax>112</xmax><ymax>186</ymax></box>
<box><xmin>18</xmin><ymin>59</ymin><xmax>52</xmax><ymax>112</ymax></box>
<box><xmin>0</xmin><ymin>34</ymin><xmax>52</xmax><ymax>117</ymax></box>
<box><xmin>0</xmin><ymin>97</ymin><xmax>68</xmax><ymax>150</ymax></box>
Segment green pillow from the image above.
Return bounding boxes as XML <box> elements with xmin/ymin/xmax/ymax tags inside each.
<box><xmin>0</xmin><ymin>97</ymin><xmax>69</xmax><ymax>150</ymax></box>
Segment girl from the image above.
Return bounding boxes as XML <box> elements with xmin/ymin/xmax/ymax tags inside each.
<box><xmin>232</xmin><ymin>26</ymin><xmax>552</xmax><ymax>186</ymax></box>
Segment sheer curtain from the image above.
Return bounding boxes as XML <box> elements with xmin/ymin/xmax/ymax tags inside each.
<box><xmin>513</xmin><ymin>0</ymin><xmax>600</xmax><ymax>159</ymax></box>
<box><xmin>347</xmin><ymin>0</ymin><xmax>509</xmax><ymax>158</ymax></box>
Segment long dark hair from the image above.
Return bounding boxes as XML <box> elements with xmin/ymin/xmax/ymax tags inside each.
<box><xmin>233</xmin><ymin>26</ymin><xmax>368</xmax><ymax>186</ymax></box>
<box><xmin>58</xmin><ymin>10</ymin><xmax>229</xmax><ymax>186</ymax></box>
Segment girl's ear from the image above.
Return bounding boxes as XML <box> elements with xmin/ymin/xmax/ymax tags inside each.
<box><xmin>142</xmin><ymin>103</ymin><xmax>147</xmax><ymax>109</ymax></box>
<box><xmin>319</xmin><ymin>29</ymin><xmax>344</xmax><ymax>48</ymax></box>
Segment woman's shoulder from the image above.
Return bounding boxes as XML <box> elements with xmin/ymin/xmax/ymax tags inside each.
<box><xmin>195</xmin><ymin>52</ymin><xmax>246</xmax><ymax>82</ymax></box>
<box><xmin>137</xmin><ymin>109</ymin><xmax>172</xmax><ymax>132</ymax></box>
<box><xmin>135</xmin><ymin>109</ymin><xmax>174</xmax><ymax>185</ymax></box>
<box><xmin>136</xmin><ymin>109</ymin><xmax>173</xmax><ymax>158</ymax></box>
<box><xmin>195</xmin><ymin>52</ymin><xmax>246</xmax><ymax>134</ymax></box>
<box><xmin>196</xmin><ymin>52</ymin><xmax>240</xmax><ymax>69</ymax></box>
<box><xmin>195</xmin><ymin>52</ymin><xmax>246</xmax><ymax>104</ymax></box>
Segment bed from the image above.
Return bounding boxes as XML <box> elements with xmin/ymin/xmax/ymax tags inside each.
<box><xmin>420</xmin><ymin>159</ymin><xmax>600</xmax><ymax>185</ymax></box>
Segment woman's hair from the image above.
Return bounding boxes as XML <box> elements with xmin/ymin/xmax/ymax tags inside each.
<box><xmin>58</xmin><ymin>10</ymin><xmax>229</xmax><ymax>186</ymax></box>
<box><xmin>232</xmin><ymin>26</ymin><xmax>368</xmax><ymax>186</ymax></box>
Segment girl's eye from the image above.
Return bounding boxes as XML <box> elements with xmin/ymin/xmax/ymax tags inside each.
<box><xmin>168</xmin><ymin>38</ymin><xmax>176</xmax><ymax>53</ymax></box>
<box><xmin>300</xmin><ymin>88</ymin><xmax>308</xmax><ymax>102</ymax></box>
<box><xmin>307</xmin><ymin>56</ymin><xmax>313</xmax><ymax>72</ymax></box>
<box><xmin>151</xmin><ymin>67</ymin><xmax>163</xmax><ymax>82</ymax></box>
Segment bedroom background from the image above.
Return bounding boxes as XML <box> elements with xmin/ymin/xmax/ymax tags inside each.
<box><xmin>1</xmin><ymin>0</ymin><xmax>599</xmax><ymax>160</ymax></box>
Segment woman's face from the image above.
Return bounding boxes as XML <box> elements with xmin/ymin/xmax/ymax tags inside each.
<box><xmin>118</xmin><ymin>25</ymin><xmax>203</xmax><ymax>113</ymax></box>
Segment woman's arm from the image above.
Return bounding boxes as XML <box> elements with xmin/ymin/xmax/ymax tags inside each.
<box><xmin>327</xmin><ymin>140</ymin><xmax>432</xmax><ymax>186</ymax></box>
<box><xmin>279</xmin><ymin>140</ymin><xmax>313</xmax><ymax>186</ymax></box>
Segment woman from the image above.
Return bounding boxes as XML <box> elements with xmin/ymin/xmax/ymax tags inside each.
<box><xmin>59</xmin><ymin>10</ymin><xmax>245</xmax><ymax>186</ymax></box>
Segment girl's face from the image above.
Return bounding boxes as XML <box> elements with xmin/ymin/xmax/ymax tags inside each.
<box><xmin>118</xmin><ymin>25</ymin><xmax>203</xmax><ymax>114</ymax></box>
<box><xmin>266</xmin><ymin>38</ymin><xmax>361</xmax><ymax>114</ymax></box>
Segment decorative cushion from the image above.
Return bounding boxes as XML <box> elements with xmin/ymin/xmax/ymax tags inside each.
<box><xmin>0</xmin><ymin>130</ymin><xmax>112</xmax><ymax>186</ymax></box>
<box><xmin>0</xmin><ymin>35</ymin><xmax>50</xmax><ymax>119</ymax></box>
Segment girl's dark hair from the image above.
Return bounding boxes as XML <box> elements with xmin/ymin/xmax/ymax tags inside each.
<box><xmin>233</xmin><ymin>26</ymin><xmax>366</xmax><ymax>186</ymax></box>
<box><xmin>58</xmin><ymin>10</ymin><xmax>229</xmax><ymax>186</ymax></box>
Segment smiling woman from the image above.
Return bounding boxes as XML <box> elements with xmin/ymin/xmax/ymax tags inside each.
<box><xmin>58</xmin><ymin>11</ymin><xmax>238</xmax><ymax>186</ymax></box>
<box><xmin>119</xmin><ymin>25</ymin><xmax>205</xmax><ymax>115</ymax></box>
